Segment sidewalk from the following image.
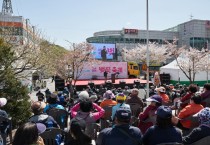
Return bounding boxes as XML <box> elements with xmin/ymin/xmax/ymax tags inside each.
<box><xmin>29</xmin><ymin>78</ymin><xmax>55</xmax><ymax>102</ymax></box>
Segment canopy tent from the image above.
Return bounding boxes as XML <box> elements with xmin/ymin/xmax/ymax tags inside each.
<box><xmin>160</xmin><ymin>57</ymin><xmax>209</xmax><ymax>85</ymax></box>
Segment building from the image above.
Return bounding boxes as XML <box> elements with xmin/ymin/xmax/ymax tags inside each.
<box><xmin>87</xmin><ymin>19</ymin><xmax>210</xmax><ymax>50</ymax></box>
<box><xmin>0</xmin><ymin>13</ymin><xmax>38</xmax><ymax>46</ymax></box>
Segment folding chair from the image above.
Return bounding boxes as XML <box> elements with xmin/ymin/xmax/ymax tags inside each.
<box><xmin>46</xmin><ymin>108</ymin><xmax>69</xmax><ymax>130</ymax></box>
<box><xmin>190</xmin><ymin>136</ymin><xmax>210</xmax><ymax>145</ymax></box>
<box><xmin>40</xmin><ymin>128</ymin><xmax>66</xmax><ymax>145</ymax></box>
<box><xmin>202</xmin><ymin>97</ymin><xmax>210</xmax><ymax>107</ymax></box>
<box><xmin>157</xmin><ymin>142</ymin><xmax>183</xmax><ymax>145</ymax></box>
<box><xmin>100</xmin><ymin>106</ymin><xmax>113</xmax><ymax>130</ymax></box>
<box><xmin>85</xmin><ymin>123</ymin><xmax>100</xmax><ymax>140</ymax></box>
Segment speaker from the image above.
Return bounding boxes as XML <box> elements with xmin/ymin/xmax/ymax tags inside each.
<box><xmin>88</xmin><ymin>81</ymin><xmax>95</xmax><ymax>88</ymax></box>
<box><xmin>160</xmin><ymin>74</ymin><xmax>170</xmax><ymax>85</ymax></box>
<box><xmin>119</xmin><ymin>80</ymin><xmax>126</xmax><ymax>89</ymax></box>
<box><xmin>134</xmin><ymin>80</ymin><xmax>140</xmax><ymax>87</ymax></box>
<box><xmin>55</xmin><ymin>76</ymin><xmax>65</xmax><ymax>91</ymax></box>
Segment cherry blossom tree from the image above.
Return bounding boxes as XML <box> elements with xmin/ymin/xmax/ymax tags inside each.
<box><xmin>169</xmin><ymin>45</ymin><xmax>209</xmax><ymax>84</ymax></box>
<box><xmin>122</xmin><ymin>43</ymin><xmax>171</xmax><ymax>65</ymax></box>
<box><xmin>56</xmin><ymin>42</ymin><xmax>100</xmax><ymax>86</ymax></box>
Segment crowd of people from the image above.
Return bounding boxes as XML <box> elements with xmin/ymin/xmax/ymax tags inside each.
<box><xmin>1</xmin><ymin>82</ymin><xmax>210</xmax><ymax>145</ymax></box>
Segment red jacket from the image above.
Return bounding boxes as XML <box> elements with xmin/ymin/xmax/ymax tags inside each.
<box><xmin>138</xmin><ymin>105</ymin><xmax>158</xmax><ymax>134</ymax></box>
<box><xmin>178</xmin><ymin>103</ymin><xmax>203</xmax><ymax>128</ymax></box>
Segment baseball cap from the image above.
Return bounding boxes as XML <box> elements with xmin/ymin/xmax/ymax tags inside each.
<box><xmin>146</xmin><ymin>95</ymin><xmax>162</xmax><ymax>104</ymax></box>
<box><xmin>115</xmin><ymin>107</ymin><xmax>131</xmax><ymax>121</ymax></box>
<box><xmin>156</xmin><ymin>106</ymin><xmax>172</xmax><ymax>119</ymax></box>
<box><xmin>36</xmin><ymin>123</ymin><xmax>46</xmax><ymax>134</ymax></box>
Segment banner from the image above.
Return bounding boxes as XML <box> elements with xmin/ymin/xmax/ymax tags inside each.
<box><xmin>77</xmin><ymin>62</ymin><xmax>128</xmax><ymax>80</ymax></box>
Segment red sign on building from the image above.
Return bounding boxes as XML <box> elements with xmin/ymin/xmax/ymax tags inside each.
<box><xmin>124</xmin><ymin>29</ymin><xmax>138</xmax><ymax>35</ymax></box>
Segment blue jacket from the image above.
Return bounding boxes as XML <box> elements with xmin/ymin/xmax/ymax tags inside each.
<box><xmin>96</xmin><ymin>124</ymin><xmax>142</xmax><ymax>145</ymax></box>
<box><xmin>183</xmin><ymin>125</ymin><xmax>210</xmax><ymax>144</ymax></box>
<box><xmin>143</xmin><ymin>125</ymin><xmax>182</xmax><ymax>145</ymax></box>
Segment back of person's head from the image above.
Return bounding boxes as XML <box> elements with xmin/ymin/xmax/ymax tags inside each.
<box><xmin>156</xmin><ymin>106</ymin><xmax>173</xmax><ymax>128</ymax></box>
<box><xmin>204</xmin><ymin>83</ymin><xmax>210</xmax><ymax>90</ymax></box>
<box><xmin>78</xmin><ymin>91</ymin><xmax>89</xmax><ymax>101</ymax></box>
<box><xmin>47</xmin><ymin>93</ymin><xmax>57</xmax><ymax>104</ymax></box>
<box><xmin>13</xmin><ymin>122</ymin><xmax>46</xmax><ymax>145</ymax></box>
<box><xmin>103</xmin><ymin>90</ymin><xmax>115</xmax><ymax>99</ymax></box>
<box><xmin>115</xmin><ymin>107</ymin><xmax>131</xmax><ymax>124</ymax></box>
<box><xmin>116</xmin><ymin>93</ymin><xmax>126</xmax><ymax>103</ymax></box>
<box><xmin>80</xmin><ymin>100</ymin><xmax>93</xmax><ymax>112</ymax></box>
<box><xmin>31</xmin><ymin>101</ymin><xmax>46</xmax><ymax>115</ymax></box>
<box><xmin>131</xmin><ymin>88</ymin><xmax>139</xmax><ymax>96</ymax></box>
<box><xmin>69</xmin><ymin>119</ymin><xmax>91</xmax><ymax>145</ymax></box>
<box><xmin>188</xmin><ymin>84</ymin><xmax>198</xmax><ymax>93</ymax></box>
<box><xmin>191</xmin><ymin>94</ymin><xmax>202</xmax><ymax>104</ymax></box>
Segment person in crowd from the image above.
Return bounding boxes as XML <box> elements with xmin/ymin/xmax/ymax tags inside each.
<box><xmin>182</xmin><ymin>107</ymin><xmax>210</xmax><ymax>144</ymax></box>
<box><xmin>138</xmin><ymin>95</ymin><xmax>162</xmax><ymax>134</ymax></box>
<box><xmin>36</xmin><ymin>90</ymin><xmax>45</xmax><ymax>102</ymax></box>
<box><xmin>45</xmin><ymin>88</ymin><xmax>51</xmax><ymax>101</ymax></box>
<box><xmin>96</xmin><ymin>107</ymin><xmax>142</xmax><ymax>145</ymax></box>
<box><xmin>57</xmin><ymin>91</ymin><xmax>68</xmax><ymax>106</ymax></box>
<box><xmin>89</xmin><ymin>93</ymin><xmax>98</xmax><ymax>103</ymax></box>
<box><xmin>149</xmin><ymin>86</ymin><xmax>156</xmax><ymax>96</ymax></box>
<box><xmin>179</xmin><ymin>84</ymin><xmax>198</xmax><ymax>109</ymax></box>
<box><xmin>201</xmin><ymin>83</ymin><xmax>210</xmax><ymax>100</ymax></box>
<box><xmin>65</xmin><ymin>119</ymin><xmax>92</xmax><ymax>145</ymax></box>
<box><xmin>44</xmin><ymin>93</ymin><xmax>65</xmax><ymax>113</ymax></box>
<box><xmin>78</xmin><ymin>91</ymin><xmax>89</xmax><ymax>101</ymax></box>
<box><xmin>155</xmin><ymin>86</ymin><xmax>170</xmax><ymax>105</ymax></box>
<box><xmin>63</xmin><ymin>87</ymin><xmax>70</xmax><ymax>97</ymax></box>
<box><xmin>123</xmin><ymin>86</ymin><xmax>130</xmax><ymax>97</ymax></box>
<box><xmin>0</xmin><ymin>98</ymin><xmax>10</xmax><ymax>145</ymax></box>
<box><xmin>29</xmin><ymin>101</ymin><xmax>59</xmax><ymax>128</ymax></box>
<box><xmin>167</xmin><ymin>84</ymin><xmax>175</xmax><ymax>97</ymax></box>
<box><xmin>176</xmin><ymin>94</ymin><xmax>203</xmax><ymax>130</ymax></box>
<box><xmin>71</xmin><ymin>100</ymin><xmax>105</xmax><ymax>124</ymax></box>
<box><xmin>13</xmin><ymin>122</ymin><xmax>46</xmax><ymax>145</ymax></box>
<box><xmin>126</xmin><ymin>88</ymin><xmax>145</xmax><ymax>107</ymax></box>
<box><xmin>111</xmin><ymin>93</ymin><xmax>130</xmax><ymax>120</ymax></box>
<box><xmin>100</xmin><ymin>90</ymin><xmax>117</xmax><ymax>108</ymax></box>
<box><xmin>143</xmin><ymin>106</ymin><xmax>182</xmax><ymax>145</ymax></box>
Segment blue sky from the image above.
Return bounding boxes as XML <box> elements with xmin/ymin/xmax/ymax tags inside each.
<box><xmin>8</xmin><ymin>0</ymin><xmax>210</xmax><ymax>48</ymax></box>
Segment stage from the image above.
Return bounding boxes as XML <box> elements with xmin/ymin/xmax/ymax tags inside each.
<box><xmin>71</xmin><ymin>78</ymin><xmax>150</xmax><ymax>86</ymax></box>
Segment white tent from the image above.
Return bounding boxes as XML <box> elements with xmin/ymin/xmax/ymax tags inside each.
<box><xmin>160</xmin><ymin>57</ymin><xmax>209</xmax><ymax>83</ymax></box>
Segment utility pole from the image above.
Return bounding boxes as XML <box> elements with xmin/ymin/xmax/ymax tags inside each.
<box><xmin>146</xmin><ymin>0</ymin><xmax>150</xmax><ymax>99</ymax></box>
<box><xmin>2</xmin><ymin>0</ymin><xmax>13</xmax><ymax>15</ymax></box>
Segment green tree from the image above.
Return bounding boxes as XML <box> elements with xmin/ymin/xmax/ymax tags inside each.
<box><xmin>0</xmin><ymin>38</ymin><xmax>31</xmax><ymax>128</ymax></box>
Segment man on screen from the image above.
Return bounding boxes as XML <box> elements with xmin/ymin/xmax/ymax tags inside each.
<box><xmin>101</xmin><ymin>46</ymin><xmax>107</xmax><ymax>61</ymax></box>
